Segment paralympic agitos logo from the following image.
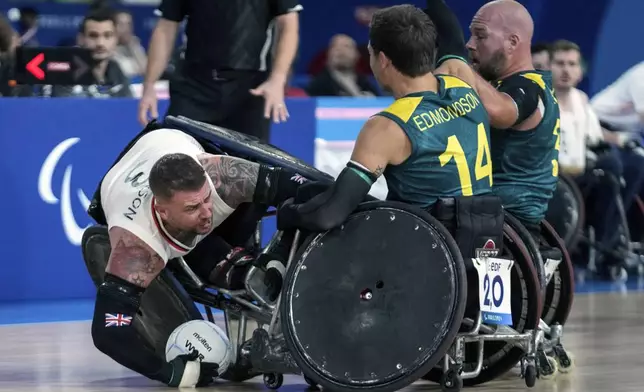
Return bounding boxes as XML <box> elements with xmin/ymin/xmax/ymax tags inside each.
<box><xmin>38</xmin><ymin>138</ymin><xmax>92</xmax><ymax>246</ymax></box>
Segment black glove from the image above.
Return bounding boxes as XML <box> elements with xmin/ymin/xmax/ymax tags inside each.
<box><xmin>276</xmin><ymin>198</ymin><xmax>300</xmax><ymax>231</ymax></box>
<box><xmin>167</xmin><ymin>350</ymin><xmax>220</xmax><ymax>387</ymax></box>
<box><xmin>423</xmin><ymin>0</ymin><xmax>467</xmax><ymax>63</ymax></box>
<box><xmin>294</xmin><ymin>180</ymin><xmax>332</xmax><ymax>203</ymax></box>
<box><xmin>589</xmin><ymin>141</ymin><xmax>612</xmax><ymax>155</ymax></box>
<box><xmin>274</xmin><ymin>181</ymin><xmax>332</xmax><ymax>231</ymax></box>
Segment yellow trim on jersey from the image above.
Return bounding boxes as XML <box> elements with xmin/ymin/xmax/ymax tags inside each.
<box><xmin>521</xmin><ymin>73</ymin><xmax>546</xmax><ymax>90</ymax></box>
<box><xmin>382</xmin><ymin>96</ymin><xmax>424</xmax><ymax>123</ymax></box>
<box><xmin>440</xmin><ymin>75</ymin><xmax>472</xmax><ymax>90</ymax></box>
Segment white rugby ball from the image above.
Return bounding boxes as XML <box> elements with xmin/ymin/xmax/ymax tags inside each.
<box><xmin>165</xmin><ymin>319</ymin><xmax>233</xmax><ymax>375</ymax></box>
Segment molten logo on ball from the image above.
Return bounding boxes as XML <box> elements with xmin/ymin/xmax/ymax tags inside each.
<box><xmin>165</xmin><ymin>320</ymin><xmax>233</xmax><ymax>374</ymax></box>
<box><xmin>193</xmin><ymin>332</ymin><xmax>213</xmax><ymax>352</ymax></box>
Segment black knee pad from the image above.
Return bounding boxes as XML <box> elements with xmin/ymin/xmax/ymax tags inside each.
<box><xmin>81</xmin><ymin>226</ymin><xmax>112</xmax><ymax>286</ymax></box>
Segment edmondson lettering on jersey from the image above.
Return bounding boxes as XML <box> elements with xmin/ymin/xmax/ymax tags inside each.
<box><xmin>411</xmin><ymin>92</ymin><xmax>481</xmax><ymax>132</ymax></box>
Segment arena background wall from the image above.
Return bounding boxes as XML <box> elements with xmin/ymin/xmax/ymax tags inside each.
<box><xmin>2</xmin><ymin>0</ymin><xmax>643</xmax><ymax>94</ymax></box>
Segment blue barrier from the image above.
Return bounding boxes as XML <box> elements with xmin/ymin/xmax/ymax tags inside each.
<box><xmin>0</xmin><ymin>98</ymin><xmax>317</xmax><ymax>302</ymax></box>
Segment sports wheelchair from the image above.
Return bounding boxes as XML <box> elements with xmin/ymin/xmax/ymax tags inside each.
<box><xmin>546</xmin><ymin>148</ymin><xmax>644</xmax><ymax>281</ymax></box>
<box><xmin>81</xmin><ymin>116</ymin><xmax>572</xmax><ymax>392</ymax></box>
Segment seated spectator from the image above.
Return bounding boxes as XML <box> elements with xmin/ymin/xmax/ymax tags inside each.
<box><xmin>591</xmin><ymin>59</ymin><xmax>644</xmax><ymax>212</ymax></box>
<box><xmin>591</xmin><ymin>60</ymin><xmax>644</xmax><ymax>140</ymax></box>
<box><xmin>113</xmin><ymin>10</ymin><xmax>147</xmax><ymax>78</ymax></box>
<box><xmin>0</xmin><ymin>14</ymin><xmax>17</xmax><ymax>96</ymax></box>
<box><xmin>17</xmin><ymin>7</ymin><xmax>39</xmax><ymax>48</ymax></box>
<box><xmin>551</xmin><ymin>40</ymin><xmax>626</xmax><ymax>273</ymax></box>
<box><xmin>531</xmin><ymin>42</ymin><xmax>551</xmax><ymax>71</ymax></box>
<box><xmin>306</xmin><ymin>34</ymin><xmax>378</xmax><ymax>97</ymax></box>
<box><xmin>52</xmin><ymin>9</ymin><xmax>132</xmax><ymax>98</ymax></box>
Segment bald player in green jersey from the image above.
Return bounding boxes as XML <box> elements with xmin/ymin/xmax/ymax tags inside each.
<box><xmin>467</xmin><ymin>0</ymin><xmax>561</xmax><ymax>235</ymax></box>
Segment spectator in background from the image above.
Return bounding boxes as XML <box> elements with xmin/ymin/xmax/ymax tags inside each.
<box><xmin>591</xmin><ymin>60</ymin><xmax>644</xmax><ymax>142</ymax></box>
<box><xmin>52</xmin><ymin>9</ymin><xmax>131</xmax><ymax>98</ymax></box>
<box><xmin>113</xmin><ymin>10</ymin><xmax>147</xmax><ymax>79</ymax></box>
<box><xmin>531</xmin><ymin>42</ymin><xmax>550</xmax><ymax>71</ymax></box>
<box><xmin>17</xmin><ymin>7</ymin><xmax>38</xmax><ymax>47</ymax></box>
<box><xmin>551</xmin><ymin>39</ymin><xmax>626</xmax><ymax>273</ymax></box>
<box><xmin>0</xmin><ymin>14</ymin><xmax>17</xmax><ymax>96</ymax></box>
<box><xmin>591</xmin><ymin>59</ymin><xmax>644</xmax><ymax>260</ymax></box>
<box><xmin>591</xmin><ymin>60</ymin><xmax>644</xmax><ymax>197</ymax></box>
<box><xmin>551</xmin><ymin>40</ymin><xmax>605</xmax><ymax>173</ymax></box>
<box><xmin>306</xmin><ymin>34</ymin><xmax>379</xmax><ymax>97</ymax></box>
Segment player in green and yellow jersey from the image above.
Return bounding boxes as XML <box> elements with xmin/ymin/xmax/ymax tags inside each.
<box><xmin>276</xmin><ymin>1</ymin><xmax>501</xmax><ymax>231</ymax></box>
<box><xmin>467</xmin><ymin>0</ymin><xmax>561</xmax><ymax>235</ymax></box>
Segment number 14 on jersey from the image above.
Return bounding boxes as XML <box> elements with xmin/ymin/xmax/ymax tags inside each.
<box><xmin>472</xmin><ymin>257</ymin><xmax>514</xmax><ymax>325</ymax></box>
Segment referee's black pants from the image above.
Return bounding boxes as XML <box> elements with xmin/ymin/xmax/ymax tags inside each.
<box><xmin>166</xmin><ymin>69</ymin><xmax>271</xmax><ymax>143</ymax></box>
<box><xmin>166</xmin><ymin>68</ymin><xmax>273</xmax><ymax>253</ymax></box>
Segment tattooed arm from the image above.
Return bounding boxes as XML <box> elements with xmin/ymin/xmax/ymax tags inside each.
<box><xmin>197</xmin><ymin>155</ymin><xmax>260</xmax><ymax>209</ymax></box>
<box><xmin>198</xmin><ymin>153</ymin><xmax>312</xmax><ymax>209</ymax></box>
<box><xmin>276</xmin><ymin>115</ymin><xmax>409</xmax><ymax>231</ymax></box>
<box><xmin>106</xmin><ymin>226</ymin><xmax>166</xmax><ymax>287</ymax></box>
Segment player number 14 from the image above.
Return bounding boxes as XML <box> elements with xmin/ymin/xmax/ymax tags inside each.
<box><xmin>439</xmin><ymin>122</ymin><xmax>493</xmax><ymax>196</ymax></box>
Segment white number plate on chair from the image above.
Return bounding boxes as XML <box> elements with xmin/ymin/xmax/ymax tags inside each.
<box><xmin>472</xmin><ymin>257</ymin><xmax>514</xmax><ymax>325</ymax></box>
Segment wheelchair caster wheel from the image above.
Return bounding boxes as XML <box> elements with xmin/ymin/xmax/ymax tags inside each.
<box><xmin>524</xmin><ymin>364</ymin><xmax>537</xmax><ymax>388</ymax></box>
<box><xmin>539</xmin><ymin>356</ymin><xmax>558</xmax><ymax>380</ymax></box>
<box><xmin>303</xmin><ymin>375</ymin><xmax>318</xmax><ymax>389</ymax></box>
<box><xmin>440</xmin><ymin>369</ymin><xmax>463</xmax><ymax>392</ymax></box>
<box><xmin>263</xmin><ymin>373</ymin><xmax>284</xmax><ymax>390</ymax></box>
<box><xmin>554</xmin><ymin>346</ymin><xmax>575</xmax><ymax>373</ymax></box>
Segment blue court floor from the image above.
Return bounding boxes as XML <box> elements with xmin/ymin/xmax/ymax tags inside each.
<box><xmin>1</xmin><ymin>277</ymin><xmax>643</xmax><ymax>326</ymax></box>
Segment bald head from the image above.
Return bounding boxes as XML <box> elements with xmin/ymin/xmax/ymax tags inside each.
<box><xmin>478</xmin><ymin>0</ymin><xmax>534</xmax><ymax>42</ymax></box>
<box><xmin>466</xmin><ymin>0</ymin><xmax>535</xmax><ymax>80</ymax></box>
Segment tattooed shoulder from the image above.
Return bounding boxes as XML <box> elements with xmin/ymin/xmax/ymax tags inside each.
<box><xmin>106</xmin><ymin>227</ymin><xmax>165</xmax><ymax>288</ymax></box>
<box><xmin>198</xmin><ymin>154</ymin><xmax>259</xmax><ymax>208</ymax></box>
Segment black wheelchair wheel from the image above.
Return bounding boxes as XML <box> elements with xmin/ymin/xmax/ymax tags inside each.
<box><xmin>545</xmin><ymin>173</ymin><xmax>585</xmax><ymax>251</ymax></box>
<box><xmin>81</xmin><ymin>226</ymin><xmax>202</xmax><ymax>358</ymax></box>
<box><xmin>281</xmin><ymin>201</ymin><xmax>467</xmax><ymax>392</ymax></box>
<box><xmin>165</xmin><ymin>115</ymin><xmax>334</xmax><ymax>184</ymax></box>
<box><xmin>504</xmin><ymin>213</ymin><xmax>546</xmax><ymax>296</ymax></box>
<box><xmin>424</xmin><ymin>222</ymin><xmax>542</xmax><ymax>386</ymax></box>
<box><xmin>539</xmin><ymin>220</ymin><xmax>575</xmax><ymax>326</ymax></box>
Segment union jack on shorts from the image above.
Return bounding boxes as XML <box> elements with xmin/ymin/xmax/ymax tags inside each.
<box><xmin>105</xmin><ymin>313</ymin><xmax>132</xmax><ymax>327</ymax></box>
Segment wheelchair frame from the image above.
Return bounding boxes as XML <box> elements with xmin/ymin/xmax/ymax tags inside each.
<box><xmin>570</xmin><ymin>169</ymin><xmax>644</xmax><ymax>280</ymax></box>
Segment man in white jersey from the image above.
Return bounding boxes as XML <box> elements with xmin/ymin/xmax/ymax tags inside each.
<box><xmin>550</xmin><ymin>40</ymin><xmax>629</xmax><ymax>273</ymax></box>
<box><xmin>86</xmin><ymin>122</ymin><xmax>309</xmax><ymax>388</ymax></box>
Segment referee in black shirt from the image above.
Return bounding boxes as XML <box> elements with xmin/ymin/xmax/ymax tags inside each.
<box><xmin>138</xmin><ymin>0</ymin><xmax>302</xmax><ymax>142</ymax></box>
